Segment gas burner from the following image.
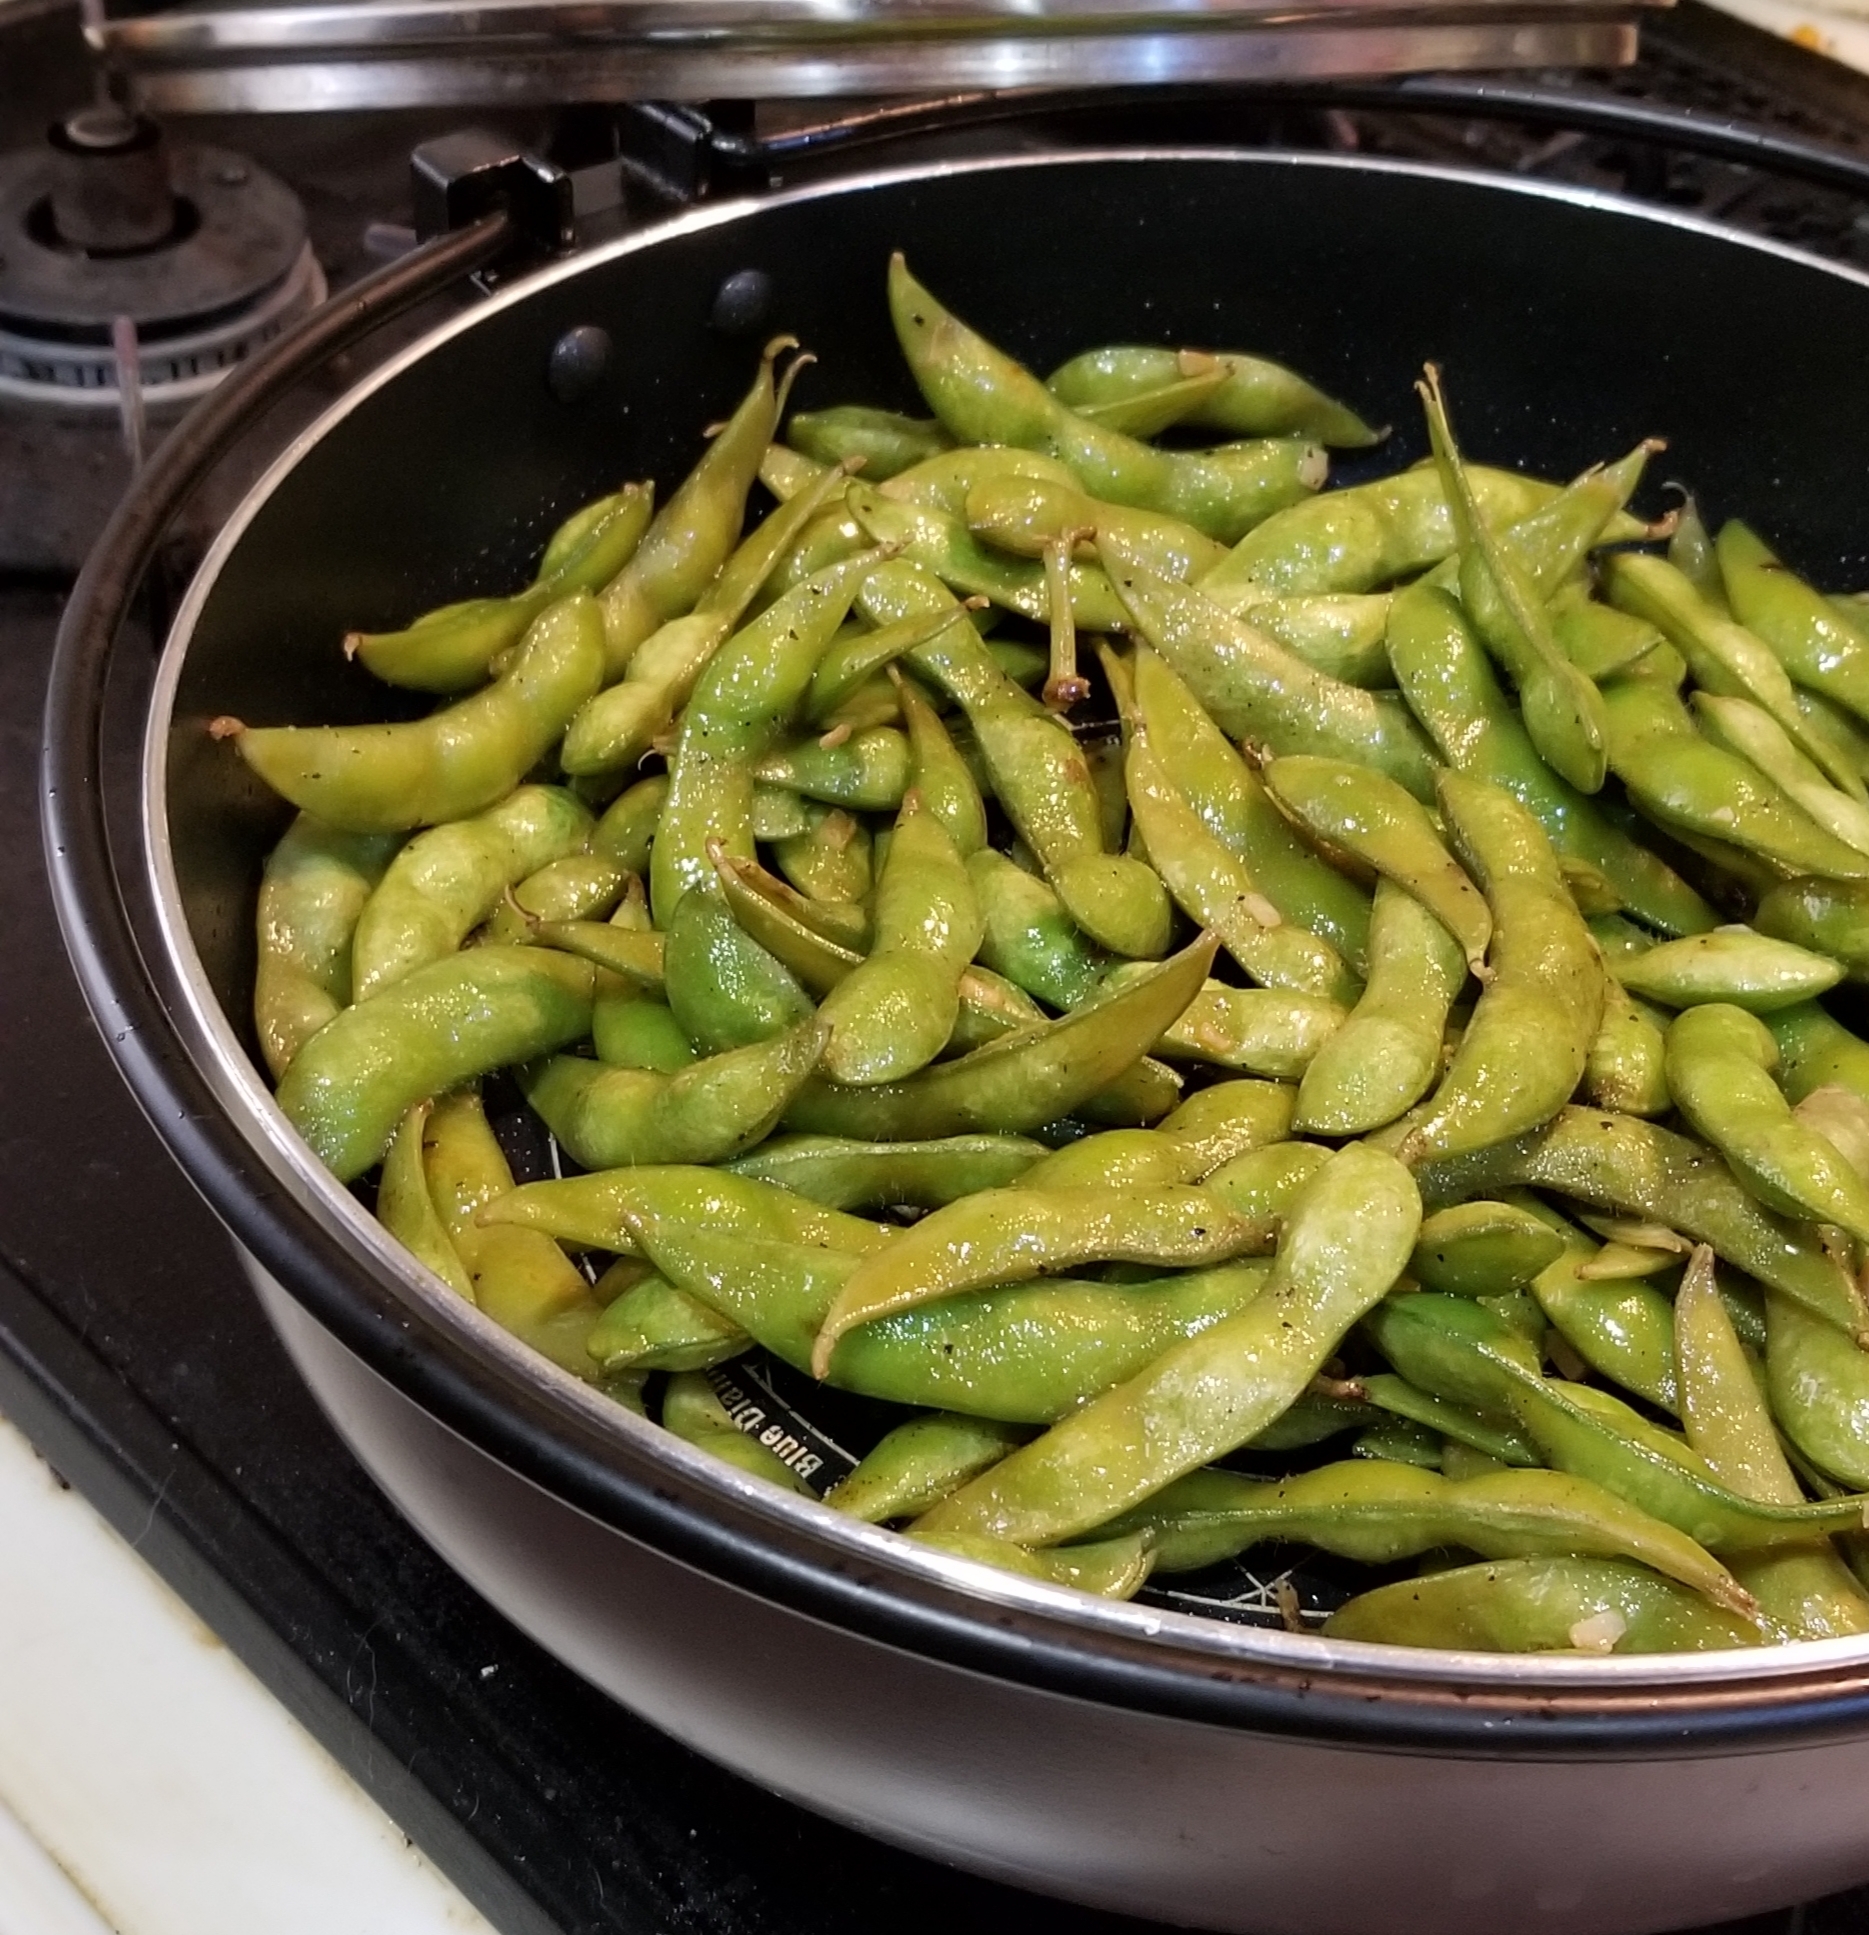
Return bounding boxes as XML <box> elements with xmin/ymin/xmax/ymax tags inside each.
<box><xmin>0</xmin><ymin>106</ymin><xmax>324</xmax><ymax>411</ymax></box>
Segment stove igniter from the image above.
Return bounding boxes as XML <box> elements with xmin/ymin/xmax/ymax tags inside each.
<box><xmin>0</xmin><ymin>112</ymin><xmax>324</xmax><ymax>411</ymax></box>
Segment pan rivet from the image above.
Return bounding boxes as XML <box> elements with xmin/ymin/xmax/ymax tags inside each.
<box><xmin>711</xmin><ymin>268</ymin><xmax>773</xmax><ymax>338</ymax></box>
<box><xmin>546</xmin><ymin>324</ymin><xmax>611</xmax><ymax>403</ymax></box>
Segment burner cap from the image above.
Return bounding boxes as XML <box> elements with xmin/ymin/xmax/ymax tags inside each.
<box><xmin>0</xmin><ymin>139</ymin><xmax>323</xmax><ymax>410</ymax></box>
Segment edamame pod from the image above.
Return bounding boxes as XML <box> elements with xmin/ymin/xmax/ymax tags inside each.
<box><xmin>661</xmin><ymin>887</ymin><xmax>814</xmax><ymax>1053</ymax></box>
<box><xmin>1410</xmin><ymin>1201</ymin><xmax>1566</xmax><ymax>1297</ymax></box>
<box><xmin>1756</xmin><ymin>878</ymin><xmax>1869</xmax><ymax>980</ymax></box>
<box><xmin>1767</xmin><ymin>1002</ymin><xmax>1869</xmax><ymax>1107</ymax></box>
<box><xmin>586</xmin><ymin>1269</ymin><xmax>748</xmax><ymax>1374</ymax></box>
<box><xmin>1046</xmin><ymin>344</ymin><xmax>1380</xmax><ymax>447</ymax></box>
<box><xmin>727</xmin><ymin>1133</ymin><xmax>1047</xmax><ymax>1210</ymax></box>
<box><xmin>788</xmin><ymin>406</ymin><xmax>952</xmax><ymax>478</ymax></box>
<box><xmin>1694</xmin><ymin>693</ymin><xmax>1869</xmax><ymax>856</ymax></box>
<box><xmin>661</xmin><ymin>1371</ymin><xmax>811</xmax><ymax>1494</ymax></box>
<box><xmin>1719</xmin><ymin>520</ymin><xmax>1869</xmax><ymax>725</ymax></box>
<box><xmin>1615</xmin><ymin>926</ymin><xmax>1843</xmax><ymax>1012</ymax></box>
<box><xmin>222</xmin><ymin>592</ymin><xmax>605</xmax><ymax>834</ymax></box>
<box><xmin>826</xmin><ymin>1414</ymin><xmax>1028</xmax><ymax>1522</ymax></box>
<box><xmin>375</xmin><ymin>1101</ymin><xmax>474</xmax><ymax>1300</ymax></box>
<box><xmin>1583</xmin><ymin>981</ymin><xmax>1672</xmax><ymax>1117</ymax></box>
<box><xmin>754</xmin><ymin>725</ymin><xmax>911</xmax><ymax>812</ymax></box>
<box><xmin>253</xmin><ymin>815</ymin><xmax>401</xmax><ymax>1080</ymax></box>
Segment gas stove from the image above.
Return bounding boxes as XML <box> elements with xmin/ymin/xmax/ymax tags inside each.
<box><xmin>7</xmin><ymin>8</ymin><xmax>1869</xmax><ymax>1930</ymax></box>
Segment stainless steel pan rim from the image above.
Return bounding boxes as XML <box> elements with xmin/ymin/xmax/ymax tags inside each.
<box><xmin>134</xmin><ymin>145</ymin><xmax>1869</xmax><ymax>1740</ymax></box>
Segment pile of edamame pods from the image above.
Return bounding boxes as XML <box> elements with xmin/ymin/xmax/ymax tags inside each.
<box><xmin>222</xmin><ymin>251</ymin><xmax>1869</xmax><ymax>1656</ymax></box>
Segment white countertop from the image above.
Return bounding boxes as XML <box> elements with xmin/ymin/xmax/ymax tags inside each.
<box><xmin>0</xmin><ymin>1407</ymin><xmax>496</xmax><ymax>1935</ymax></box>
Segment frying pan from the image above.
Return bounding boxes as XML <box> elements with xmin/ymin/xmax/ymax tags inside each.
<box><xmin>43</xmin><ymin>143</ymin><xmax>1869</xmax><ymax>1934</ymax></box>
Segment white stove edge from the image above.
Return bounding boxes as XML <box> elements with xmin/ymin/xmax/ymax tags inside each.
<box><xmin>0</xmin><ymin>1406</ymin><xmax>495</xmax><ymax>1935</ymax></box>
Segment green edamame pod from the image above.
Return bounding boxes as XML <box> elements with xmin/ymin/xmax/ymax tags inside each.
<box><xmin>788</xmin><ymin>406</ymin><xmax>953</xmax><ymax>479</ymax></box>
<box><xmin>1615</xmin><ymin>926</ymin><xmax>1843</xmax><ymax>1012</ymax></box>
<box><xmin>1529</xmin><ymin>1224</ymin><xmax>1680</xmax><ymax>1413</ymax></box>
<box><xmin>480</xmin><ymin>852</ymin><xmax>627</xmax><ymax>944</ymax></box>
<box><xmin>223</xmin><ymin>592</ymin><xmax>605</xmax><ymax>834</ymax></box>
<box><xmin>586</xmin><ymin>1268</ymin><xmax>748</xmax><ymax>1374</ymax></box>
<box><xmin>1019</xmin><ymin>1127</ymin><xmax>1205</xmax><ymax>1193</ymax></box>
<box><xmin>1757</xmin><ymin>878</ymin><xmax>1869</xmax><ymax>980</ymax></box>
<box><xmin>1675</xmin><ymin>1246</ymin><xmax>1869</xmax><ymax>1641</ymax></box>
<box><xmin>1397</xmin><ymin>773</ymin><xmax>1605</xmax><ymax>1165</ymax></box>
<box><xmin>350</xmin><ymin>784</ymin><xmax>592</xmax><ymax>1002</ymax></box>
<box><xmin>754</xmin><ymin>725</ymin><xmax>910</xmax><ymax>812</ymax></box>
<box><xmin>351</xmin><ymin>481</ymin><xmax>654</xmax><ymax>693</ymax></box>
<box><xmin>1550</xmin><ymin>589</ymin><xmax>1666</xmax><ymax>682</ymax></box>
<box><xmin>528</xmin><ymin>919</ymin><xmax>662</xmax><ymax>989</ymax></box>
<box><xmin>1606</xmin><ymin>553</ymin><xmax>1863</xmax><ymax>797</ymax></box>
<box><xmin>424</xmin><ymin>1088</ymin><xmax>602</xmax><ymax>1376</ymax></box>
<box><xmin>893</xmin><ymin>668</ymin><xmax>988</xmax><ymax>858</ymax></box>
<box><xmin>889</xmin><ymin>256</ymin><xmax>1326</xmax><ymax>544</ymax></box>
<box><xmin>1131</xmin><ymin>644</ymin><xmax>1372</xmax><ymax>970</ymax></box>
<box><xmin>1583</xmin><ymin>980</ymin><xmax>1672</xmax><ymax>1117</ymax></box>
<box><xmin>1294</xmin><ymin>881</ymin><xmax>1466</xmax><ymax>1137</ymax></box>
<box><xmin>599</xmin><ymin>339</ymin><xmax>805</xmax><ymax>674</ymax></box>
<box><xmin>1202</xmin><ymin>1139</ymin><xmax>1332</xmax><ymax>1227</ymax></box>
<box><xmin>592</xmin><ymin>990</ymin><xmax>694</xmax><ymax>1073</ymax></box>
<box><xmin>661</xmin><ymin>887</ymin><xmax>814</xmax><ymax>1053</ymax></box>
<box><xmin>1105</xmin><ymin>545</ymin><xmax>1439</xmax><ymax>802</ymax></box>
<box><xmin>1410</xmin><ymin>1201</ymin><xmax>1566</xmax><ymax>1297</ymax></box>
<box><xmin>879</xmin><ymin>444</ymin><xmax>1080</xmax><ymax>519</ymax></box>
<box><xmin>806</xmin><ymin>605</ymin><xmax>973</xmax><ymax>726</ymax></box>
<box><xmin>253</xmin><ymin>815</ymin><xmax>401</xmax><ymax>1081</ymax></box>
<box><xmin>812</xmin><ymin>1182</ymin><xmax>1261</xmax><ymax>1375</ymax></box>
<box><xmin>1263</xmin><ymin>753</ymin><xmax>1492</xmax><ymax>974</ymax></box>
<box><xmin>1358</xmin><ymin>1374</ymin><xmax>1539</xmax><ymax>1467</ymax></box>
<box><xmin>1766</xmin><ymin>1002</ymin><xmax>1869</xmax><ymax>1106</ymax></box>
<box><xmin>591</xmin><ymin>774</ymin><xmax>667</xmax><ymax>877</ymax></box>
<box><xmin>1412</xmin><ymin>1106</ymin><xmax>1865</xmax><ymax>1338</ymax></box>
<box><xmin>1766</xmin><ymin>1287</ymin><xmax>1869</xmax><ymax>1488</ymax></box>
<box><xmin>1155</xmin><ymin>1078</ymin><xmax>1301</xmax><ymax>1176</ymax></box>
<box><xmin>1123</xmin><ymin>700</ymin><xmax>1358</xmax><ymax>1001</ymax></box>
<box><xmin>772</xmin><ymin>802</ymin><xmax>873</xmax><ymax>905</ymax></box>
<box><xmin>375</xmin><ymin>1101</ymin><xmax>474</xmax><ymax>1300</ymax></box>
<box><xmin>912</xmin><ymin>1528</ymin><xmax>1154</xmax><ymax>1599</ymax></box>
<box><xmin>913</xmin><ymin>1143</ymin><xmax>1419</xmax><ymax>1548</ymax></box>
<box><xmin>963</xmin><ymin>473</ymin><xmax>1230</xmax><ymax>584</ymax></box>
<box><xmin>727</xmin><ymin>1133</ymin><xmax>1046</xmax><ymax>1210</ymax></box>
<box><xmin>1419</xmin><ymin>367</ymin><xmax>1608</xmax><ymax>795</ymax></box>
<box><xmin>1325</xmin><ymin>1556</ymin><xmax>1762</xmax><ymax>1653</ymax></box>
<box><xmin>1718</xmin><ymin>520</ymin><xmax>1869</xmax><ymax>727</ymax></box>
<box><xmin>967</xmin><ymin>848</ymin><xmax>1105</xmax><ymax>1008</ymax></box>
<box><xmin>660</xmin><ymin>1371</ymin><xmax>812</xmax><ymax>1494</ymax></box>
<box><xmin>1694</xmin><ymin>693</ymin><xmax>1869</xmax><ymax>856</ymax></box>
<box><xmin>1665</xmin><ymin>1004</ymin><xmax>1869</xmax><ymax>1244</ymax></box>
<box><xmin>276</xmin><ymin>946</ymin><xmax>593</xmax><ymax>1181</ymax></box>
<box><xmin>1202</xmin><ymin>592</ymin><xmax>1393</xmax><ymax>689</ymax></box>
<box><xmin>1046</xmin><ymin>344</ymin><xmax>1380</xmax><ymax>448</ymax></box>
<box><xmin>817</xmin><ymin>796</ymin><xmax>982</xmax><ymax>1085</ymax></box>
<box><xmin>521</xmin><ymin>1019</ymin><xmax>826</xmax><ymax>1171</ymax></box>
<box><xmin>1670</xmin><ymin>495</ymin><xmax>1727</xmax><ymax>609</ymax></box>
<box><xmin>1113</xmin><ymin>1463</ymin><xmax>1748</xmax><ymax>1612</ymax></box>
<box><xmin>825</xmin><ymin>1414</ymin><xmax>1028</xmax><ymax>1523</ymax></box>
<box><xmin>1093</xmin><ymin>970</ymin><xmax>1345</xmax><ymax>1078</ymax></box>
<box><xmin>1386</xmin><ymin>582</ymin><xmax>1714</xmax><ymax>935</ymax></box>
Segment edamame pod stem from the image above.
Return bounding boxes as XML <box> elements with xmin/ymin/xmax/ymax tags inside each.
<box><xmin>1614</xmin><ymin>926</ymin><xmax>1842</xmax><ymax>1012</ymax></box>
<box><xmin>1666</xmin><ymin>1004</ymin><xmax>1869</xmax><ymax>1244</ymax></box>
<box><xmin>1718</xmin><ymin>520</ymin><xmax>1869</xmax><ymax>726</ymax></box>
<box><xmin>861</xmin><ymin>560</ymin><xmax>1171</xmax><ymax>959</ymax></box>
<box><xmin>424</xmin><ymin>1087</ymin><xmax>603</xmax><ymax>1377</ymax></box>
<box><xmin>782</xmin><ymin>931</ymin><xmax>1217</xmax><ymax>1140</ymax></box>
<box><xmin>276</xmin><ymin>945</ymin><xmax>593</xmax><ymax>1181</ymax></box>
<box><xmin>483</xmin><ymin>1164</ymin><xmax>893</xmax><ymax>1256</ymax></box>
<box><xmin>1293</xmin><ymin>879</ymin><xmax>1466</xmax><ymax>1137</ymax></box>
<box><xmin>913</xmin><ymin>1143</ymin><xmax>1419</xmax><ymax>1548</ymax></box>
<box><xmin>351</xmin><ymin>481</ymin><xmax>654</xmax><ymax>693</ymax></box>
<box><xmin>222</xmin><ymin>592</ymin><xmax>605</xmax><ymax>834</ymax></box>
<box><xmin>1605</xmin><ymin>552</ymin><xmax>1864</xmax><ymax>797</ymax></box>
<box><xmin>727</xmin><ymin>1133</ymin><xmax>1047</xmax><ymax>1210</ymax></box>
<box><xmin>811</xmin><ymin>1184</ymin><xmax>1263</xmax><ymax>1376</ymax></box>
<box><xmin>1205</xmin><ymin>464</ymin><xmax>1560</xmax><ymax>599</ymax></box>
<box><xmin>788</xmin><ymin>406</ymin><xmax>953</xmax><ymax>479</ymax></box>
<box><xmin>889</xmin><ymin>256</ymin><xmax>1326</xmax><ymax>544</ymax></box>
<box><xmin>1676</xmin><ymin>1246</ymin><xmax>1869</xmax><ymax>1641</ymax></box>
<box><xmin>1411</xmin><ymin>1106</ymin><xmax>1867</xmax><ymax>1337</ymax></box>
<box><xmin>1124</xmin><ymin>711</ymin><xmax>1359</xmax><ymax>1001</ymax></box>
<box><xmin>963</xmin><ymin>474</ymin><xmax>1230</xmax><ymax>583</ymax></box>
<box><xmin>1397</xmin><ymin>772</ymin><xmax>1604</xmax><ymax>1165</ymax></box>
<box><xmin>1263</xmin><ymin>754</ymin><xmax>1490</xmax><ymax>973</ymax></box>
<box><xmin>1110</xmin><ymin>1463</ymin><xmax>1750</xmax><ymax>1612</ymax></box>
<box><xmin>375</xmin><ymin>1101</ymin><xmax>475</xmax><ymax>1300</ymax></box>
<box><xmin>520</xmin><ymin>1020</ymin><xmax>826</xmax><ymax>1170</ymax></box>
<box><xmin>253</xmin><ymin>815</ymin><xmax>401</xmax><ymax>1080</ymax></box>
<box><xmin>599</xmin><ymin>337</ymin><xmax>804</xmax><ymax>673</ymax></box>
<box><xmin>1600</xmin><ymin>679</ymin><xmax>1869</xmax><ymax>882</ymax></box>
<box><xmin>564</xmin><ymin>459</ymin><xmax>859</xmax><ymax>777</ymax></box>
<box><xmin>1130</xmin><ymin>644</ymin><xmax>1371</xmax><ymax>971</ymax></box>
<box><xmin>826</xmin><ymin>1415</ymin><xmax>1029</xmax><ymax>1523</ymax></box>
<box><xmin>1324</xmin><ymin>1556</ymin><xmax>1763</xmax><ymax>1653</ymax></box>
<box><xmin>350</xmin><ymin>784</ymin><xmax>591</xmax><ymax>1002</ymax></box>
<box><xmin>1045</xmin><ymin>344</ymin><xmax>1380</xmax><ymax>448</ymax></box>
<box><xmin>1105</xmin><ymin>544</ymin><xmax>1440</xmax><ymax>801</ymax></box>
<box><xmin>817</xmin><ymin>795</ymin><xmax>982</xmax><ymax>1085</ymax></box>
<box><xmin>1419</xmin><ymin>366</ymin><xmax>1608</xmax><ymax>795</ymax></box>
<box><xmin>1386</xmin><ymin>582</ymin><xmax>1714</xmax><ymax>935</ymax></box>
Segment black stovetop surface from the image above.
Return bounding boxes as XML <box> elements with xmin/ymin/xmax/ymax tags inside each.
<box><xmin>9</xmin><ymin>8</ymin><xmax>1869</xmax><ymax>1930</ymax></box>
